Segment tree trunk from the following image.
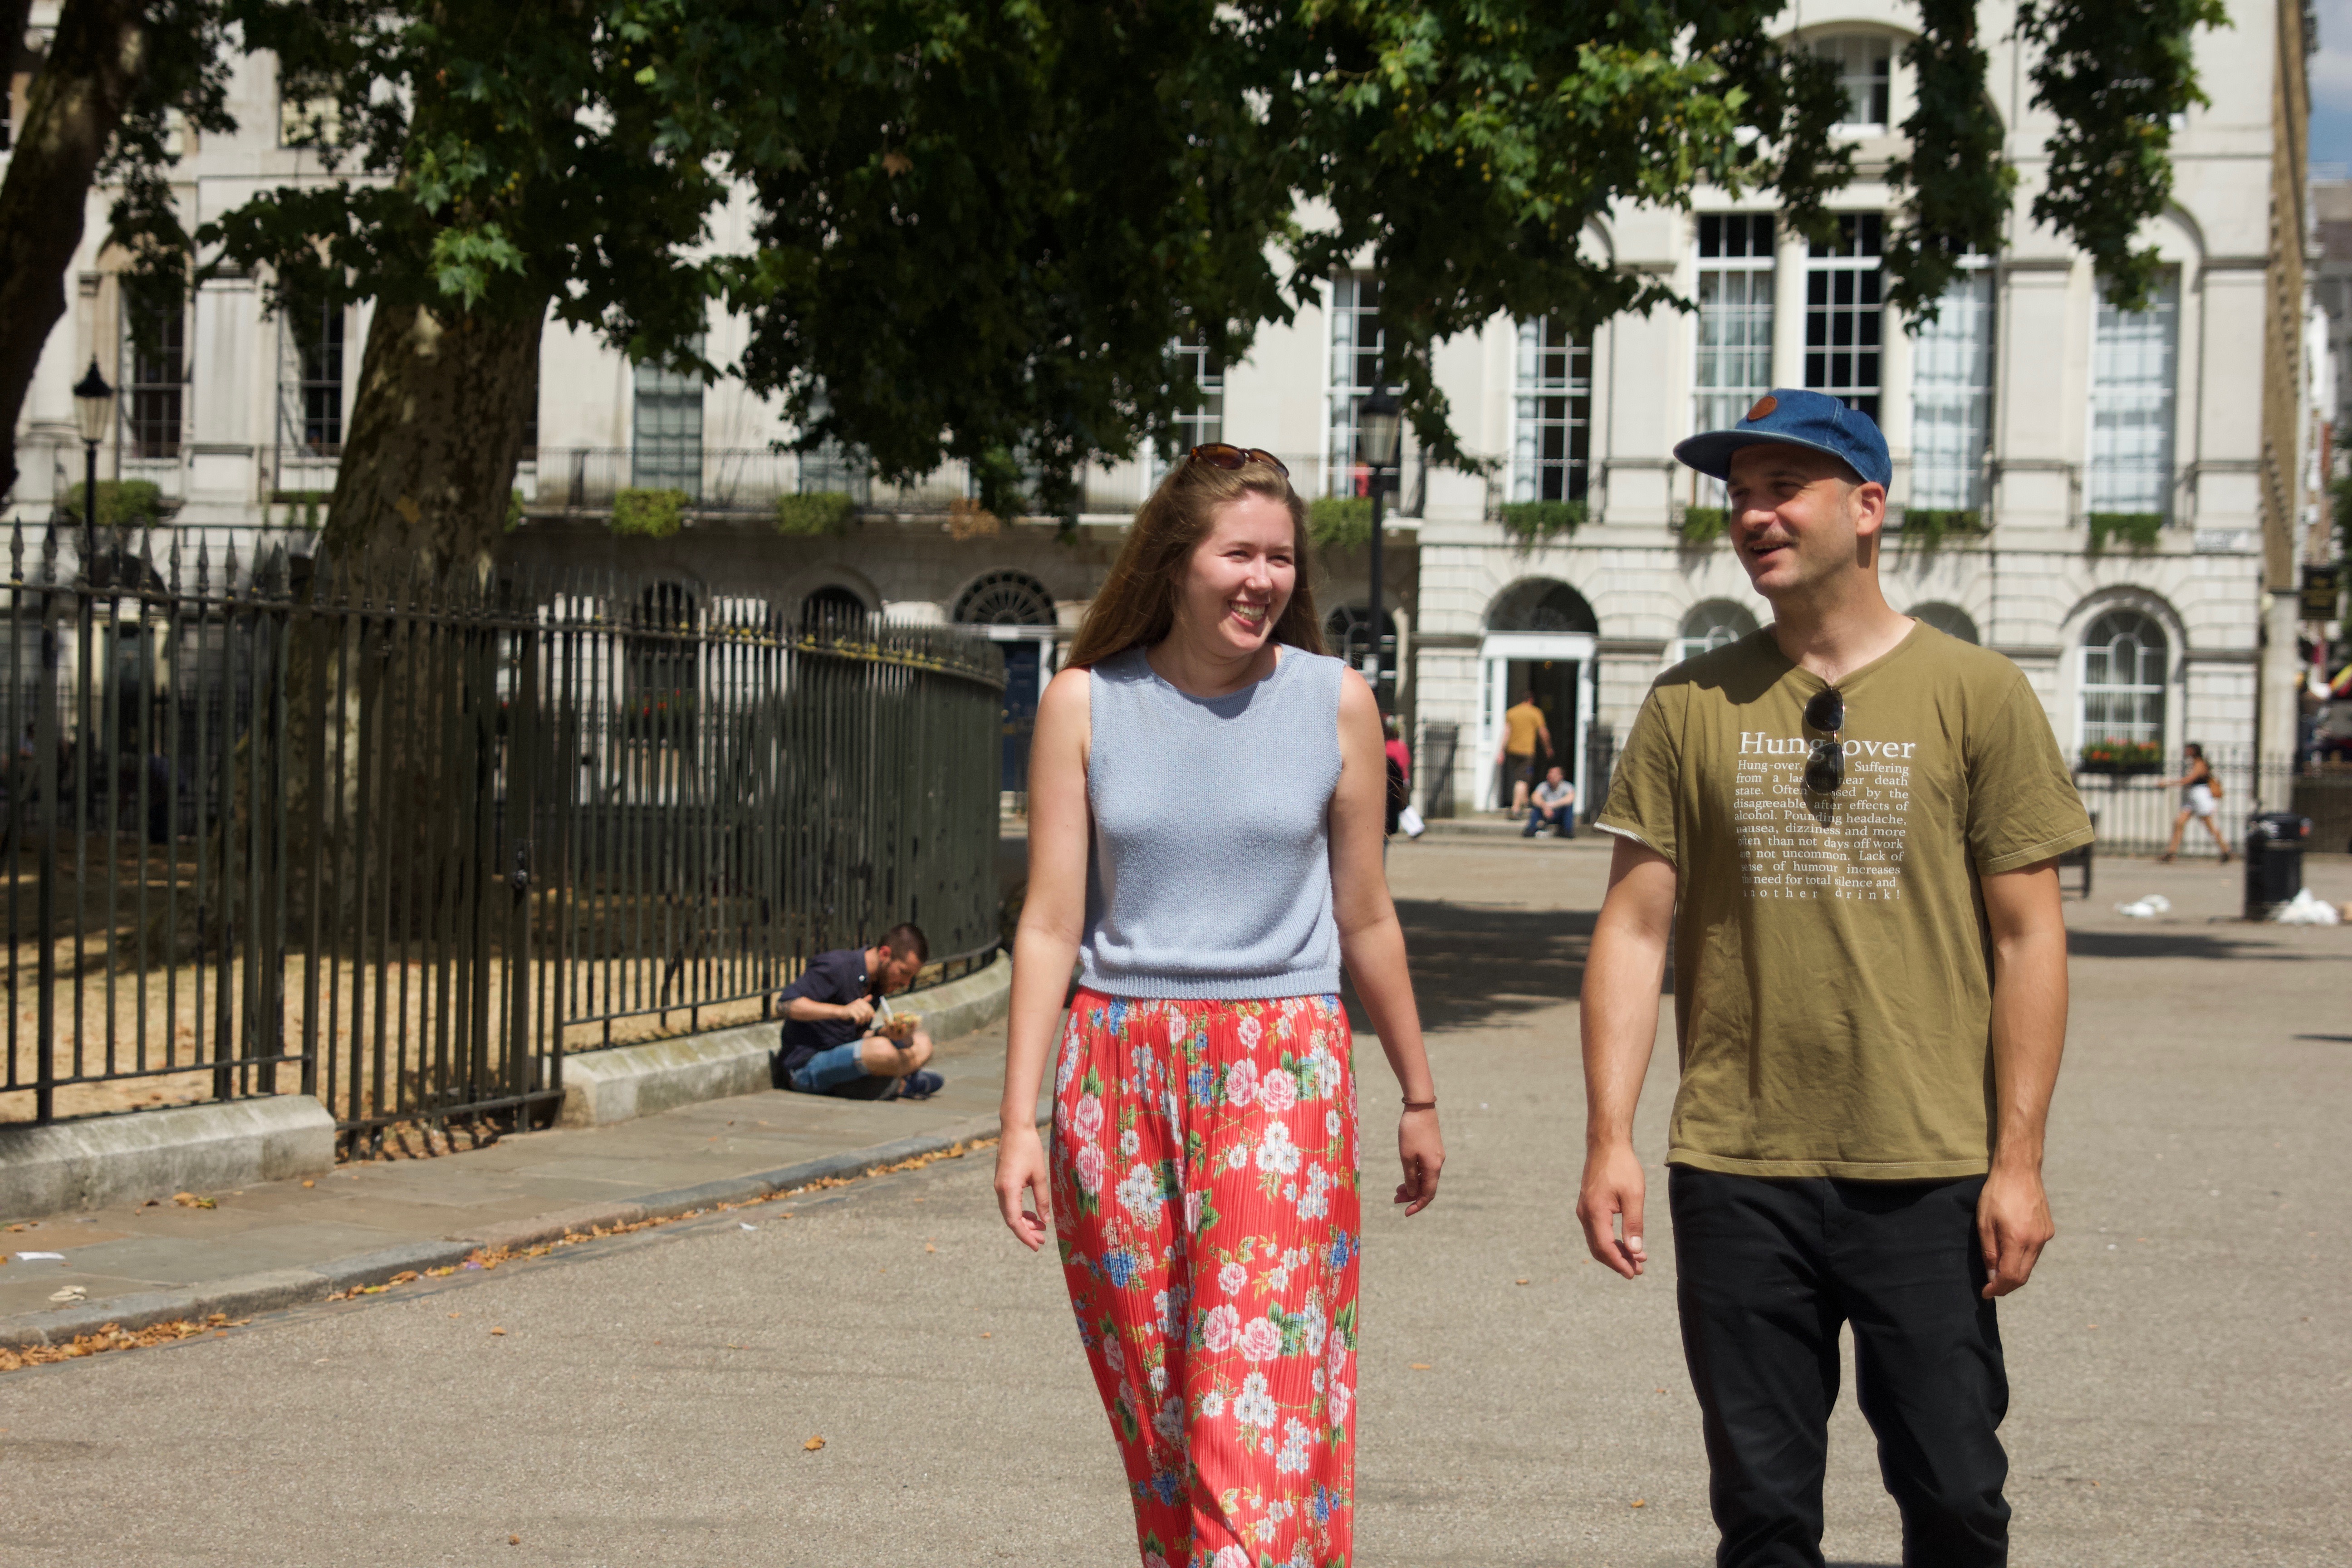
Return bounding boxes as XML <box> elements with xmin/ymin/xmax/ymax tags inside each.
<box><xmin>0</xmin><ymin>0</ymin><xmax>149</xmax><ymax>504</ymax></box>
<box><xmin>321</xmin><ymin>300</ymin><xmax>544</xmax><ymax>578</ymax></box>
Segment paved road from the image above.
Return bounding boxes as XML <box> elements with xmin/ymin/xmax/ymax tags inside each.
<box><xmin>3</xmin><ymin>841</ymin><xmax>2347</xmax><ymax>1567</ymax></box>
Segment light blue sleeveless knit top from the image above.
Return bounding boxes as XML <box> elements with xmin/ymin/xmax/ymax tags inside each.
<box><xmin>1078</xmin><ymin>645</ymin><xmax>1346</xmax><ymax>1000</ymax></box>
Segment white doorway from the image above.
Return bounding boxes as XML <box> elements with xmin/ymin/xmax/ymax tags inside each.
<box><xmin>1477</xmin><ymin>632</ymin><xmax>1596</xmax><ymax>816</ymax></box>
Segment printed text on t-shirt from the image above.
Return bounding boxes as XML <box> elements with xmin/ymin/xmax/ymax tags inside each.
<box><xmin>1730</xmin><ymin>733</ymin><xmax>1913</xmax><ymax>901</ymax></box>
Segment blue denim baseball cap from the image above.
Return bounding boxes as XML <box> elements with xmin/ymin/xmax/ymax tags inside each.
<box><xmin>1672</xmin><ymin>388</ymin><xmax>1892</xmax><ymax>490</ymax></box>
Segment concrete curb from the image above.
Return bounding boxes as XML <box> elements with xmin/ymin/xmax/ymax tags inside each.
<box><xmin>0</xmin><ymin>1109</ymin><xmax>1036</xmax><ymax>1351</ymax></box>
<box><xmin>0</xmin><ymin>1098</ymin><xmax>336</xmax><ymax>1223</ymax></box>
<box><xmin>555</xmin><ymin>950</ymin><xmax>1013</xmax><ymax>1129</ymax></box>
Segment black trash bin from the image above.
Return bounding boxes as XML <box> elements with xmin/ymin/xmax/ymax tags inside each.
<box><xmin>2243</xmin><ymin>811</ymin><xmax>2313</xmax><ymax>920</ymax></box>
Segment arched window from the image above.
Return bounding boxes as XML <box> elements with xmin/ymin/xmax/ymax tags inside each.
<box><xmin>1910</xmin><ymin>602</ymin><xmax>1980</xmax><ymax>645</ymax></box>
<box><xmin>954</xmin><ymin>570</ymin><xmax>1055</xmax><ymax>627</ymax></box>
<box><xmin>799</xmin><ymin>583</ymin><xmax>869</xmax><ymax>633</ymax></box>
<box><xmin>2080</xmin><ymin>610</ymin><xmax>2167</xmax><ymax>745</ymax></box>
<box><xmin>1326</xmin><ymin>604</ymin><xmax>1399</xmax><ymax>669</ymax></box>
<box><xmin>1676</xmin><ymin>599</ymin><xmax>1759</xmax><ymax>663</ymax></box>
<box><xmin>1486</xmin><ymin>578</ymin><xmax>1597</xmax><ymax>634</ymax></box>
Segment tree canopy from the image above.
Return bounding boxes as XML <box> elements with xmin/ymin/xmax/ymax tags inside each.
<box><xmin>5</xmin><ymin>0</ymin><xmax>2236</xmax><ymax>551</ymax></box>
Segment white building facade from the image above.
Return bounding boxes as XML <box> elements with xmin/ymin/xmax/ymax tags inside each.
<box><xmin>6</xmin><ymin>1</ymin><xmax>2316</xmax><ymax>818</ymax></box>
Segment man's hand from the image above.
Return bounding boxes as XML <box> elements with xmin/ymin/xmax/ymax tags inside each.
<box><xmin>1576</xmin><ymin>1141</ymin><xmax>1649</xmax><ymax>1278</ymax></box>
<box><xmin>1977</xmin><ymin>1165</ymin><xmax>2054</xmax><ymax>1298</ymax></box>
<box><xmin>840</xmin><ymin>995</ymin><xmax>876</xmax><ymax>1028</ymax></box>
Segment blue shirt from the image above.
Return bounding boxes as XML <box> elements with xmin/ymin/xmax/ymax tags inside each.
<box><xmin>776</xmin><ymin>948</ymin><xmax>871</xmax><ymax>1070</ymax></box>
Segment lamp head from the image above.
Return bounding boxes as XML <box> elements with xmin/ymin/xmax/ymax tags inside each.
<box><xmin>1358</xmin><ymin>389</ymin><xmax>1402</xmax><ymax>470</ymax></box>
<box><xmin>72</xmin><ymin>358</ymin><xmax>115</xmax><ymax>447</ymax></box>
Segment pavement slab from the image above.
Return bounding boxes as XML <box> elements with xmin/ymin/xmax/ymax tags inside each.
<box><xmin>0</xmin><ymin>840</ymin><xmax>2345</xmax><ymax>1567</ymax></box>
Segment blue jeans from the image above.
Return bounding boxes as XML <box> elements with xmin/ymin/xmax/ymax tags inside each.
<box><xmin>787</xmin><ymin>1040</ymin><xmax>867</xmax><ymax>1093</ymax></box>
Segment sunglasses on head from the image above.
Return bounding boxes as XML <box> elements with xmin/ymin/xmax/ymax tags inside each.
<box><xmin>1187</xmin><ymin>443</ymin><xmax>1289</xmax><ymax>478</ymax></box>
<box><xmin>1803</xmin><ymin>687</ymin><xmax>1846</xmax><ymax>794</ymax></box>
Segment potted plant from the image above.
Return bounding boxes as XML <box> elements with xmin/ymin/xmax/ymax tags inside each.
<box><xmin>2078</xmin><ymin>739</ymin><xmax>2162</xmax><ymax>776</ymax></box>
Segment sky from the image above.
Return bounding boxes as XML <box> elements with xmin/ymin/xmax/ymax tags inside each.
<box><xmin>2316</xmin><ymin>0</ymin><xmax>2352</xmax><ymax>173</ymax></box>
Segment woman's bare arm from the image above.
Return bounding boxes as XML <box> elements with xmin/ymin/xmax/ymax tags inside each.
<box><xmin>994</xmin><ymin>665</ymin><xmax>1091</xmax><ymax>1249</ymax></box>
<box><xmin>1328</xmin><ymin>671</ymin><xmax>1444</xmax><ymax>1214</ymax></box>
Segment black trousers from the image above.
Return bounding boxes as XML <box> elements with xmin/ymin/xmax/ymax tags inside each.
<box><xmin>1669</xmin><ymin>1167</ymin><xmax>2011</xmax><ymax>1568</ymax></box>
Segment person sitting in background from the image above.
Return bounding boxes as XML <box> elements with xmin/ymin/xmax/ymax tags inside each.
<box><xmin>1524</xmin><ymin>766</ymin><xmax>1575</xmax><ymax>838</ymax></box>
<box><xmin>773</xmin><ymin>922</ymin><xmax>943</xmax><ymax>1100</ymax></box>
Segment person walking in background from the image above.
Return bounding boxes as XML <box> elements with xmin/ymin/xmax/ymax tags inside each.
<box><xmin>994</xmin><ymin>443</ymin><xmax>1445</xmax><ymax>1568</ymax></box>
<box><xmin>1578</xmin><ymin>391</ymin><xmax>2090</xmax><ymax>1568</ymax></box>
<box><xmin>2156</xmin><ymin>742</ymin><xmax>2231</xmax><ymax>863</ymax></box>
<box><xmin>1497</xmin><ymin>692</ymin><xmax>1550</xmax><ymax>814</ymax></box>
<box><xmin>1522</xmin><ymin>765</ymin><xmax>1575</xmax><ymax>838</ymax></box>
<box><xmin>771</xmin><ymin>924</ymin><xmax>942</xmax><ymax>1100</ymax></box>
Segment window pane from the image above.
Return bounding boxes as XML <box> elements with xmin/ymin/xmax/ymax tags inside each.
<box><xmin>1511</xmin><ymin>317</ymin><xmax>1590</xmax><ymax>504</ymax></box>
<box><xmin>2079</xmin><ymin>610</ymin><xmax>2169</xmax><ymax>745</ymax></box>
<box><xmin>1813</xmin><ymin>35</ymin><xmax>1892</xmax><ymax>129</ymax></box>
<box><xmin>1909</xmin><ymin>268</ymin><xmax>1994</xmax><ymax>510</ymax></box>
<box><xmin>1328</xmin><ymin>272</ymin><xmax>1389</xmax><ymax>495</ymax></box>
<box><xmin>632</xmin><ymin>341</ymin><xmax>706</xmax><ymax>498</ymax></box>
<box><xmin>121</xmin><ymin>301</ymin><xmax>185</xmax><ymax>460</ymax></box>
<box><xmin>1803</xmin><ymin>214</ymin><xmax>1883</xmax><ymax>422</ymax></box>
<box><xmin>2089</xmin><ymin>273</ymin><xmax>2179</xmax><ymax>516</ymax></box>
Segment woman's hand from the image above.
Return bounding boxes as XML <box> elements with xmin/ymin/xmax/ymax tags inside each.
<box><xmin>1394</xmin><ymin>1107</ymin><xmax>1445</xmax><ymax>1215</ymax></box>
<box><xmin>995</xmin><ymin>1122</ymin><xmax>1054</xmax><ymax>1250</ymax></box>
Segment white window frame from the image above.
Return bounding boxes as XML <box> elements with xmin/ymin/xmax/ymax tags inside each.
<box><xmin>1805</xmin><ymin>214</ymin><xmax>1885</xmax><ymax>423</ymax></box>
<box><xmin>1907</xmin><ymin>256</ymin><xmax>1995</xmax><ymax>512</ymax></box>
<box><xmin>2087</xmin><ymin>272</ymin><xmax>2180</xmax><ymax>519</ymax></box>
<box><xmin>1813</xmin><ymin>34</ymin><xmax>1892</xmax><ymax>133</ymax></box>
<box><xmin>1511</xmin><ymin>317</ymin><xmax>1591</xmax><ymax>504</ymax></box>
<box><xmin>277</xmin><ymin>299</ymin><xmax>347</xmax><ymax>456</ymax></box>
<box><xmin>1692</xmin><ymin>214</ymin><xmax>1776</xmax><ymax>506</ymax></box>
<box><xmin>120</xmin><ymin>295</ymin><xmax>187</xmax><ymax>462</ymax></box>
<box><xmin>1171</xmin><ymin>323</ymin><xmax>1224</xmax><ymax>453</ymax></box>
<box><xmin>632</xmin><ymin>340</ymin><xmax>706</xmax><ymax>499</ymax></box>
<box><xmin>2078</xmin><ymin>609</ymin><xmax>2169</xmax><ymax>748</ymax></box>
<box><xmin>1326</xmin><ymin>271</ymin><xmax>1387</xmax><ymax>498</ymax></box>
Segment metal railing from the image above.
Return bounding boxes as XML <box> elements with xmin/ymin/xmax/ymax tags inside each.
<box><xmin>0</xmin><ymin>523</ymin><xmax>1004</xmax><ymax>1150</ymax></box>
<box><xmin>2069</xmin><ymin>749</ymin><xmax>2352</xmax><ymax>857</ymax></box>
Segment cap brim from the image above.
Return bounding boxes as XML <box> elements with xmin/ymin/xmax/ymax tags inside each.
<box><xmin>1672</xmin><ymin>430</ymin><xmax>1872</xmax><ymax>485</ymax></box>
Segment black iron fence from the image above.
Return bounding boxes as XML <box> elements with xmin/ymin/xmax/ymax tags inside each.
<box><xmin>2069</xmin><ymin>749</ymin><xmax>2352</xmax><ymax>857</ymax></box>
<box><xmin>0</xmin><ymin>524</ymin><xmax>1003</xmax><ymax>1150</ymax></box>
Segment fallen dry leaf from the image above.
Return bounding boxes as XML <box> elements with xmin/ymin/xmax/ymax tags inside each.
<box><xmin>389</xmin><ymin>1270</ymin><xmax>420</xmax><ymax>1284</ymax></box>
<box><xmin>302</xmin><ymin>1180</ymin><xmax>315</xmax><ymax>1189</ymax></box>
<box><xmin>509</xmin><ymin>1535</ymin><xmax>521</xmax><ymax>1546</ymax></box>
<box><xmin>1409</xmin><ymin>1362</ymin><xmax>1432</xmax><ymax>1371</ymax></box>
<box><xmin>490</xmin><ymin>1327</ymin><xmax>507</xmax><ymax>1336</ymax></box>
<box><xmin>1514</xmin><ymin>1278</ymin><xmax>1530</xmax><ymax>1285</ymax></box>
<box><xmin>1632</xmin><ymin>1499</ymin><xmax>1646</xmax><ymax>1509</ymax></box>
<box><xmin>804</xmin><ymin>1435</ymin><xmax>826</xmax><ymax>1451</ymax></box>
<box><xmin>924</xmin><ymin>1244</ymin><xmax>937</xmax><ymax>1254</ymax></box>
<box><xmin>172</xmin><ymin>1192</ymin><xmax>216</xmax><ymax>1210</ymax></box>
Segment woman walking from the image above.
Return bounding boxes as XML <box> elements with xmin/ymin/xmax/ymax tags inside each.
<box><xmin>2156</xmin><ymin>742</ymin><xmax>2232</xmax><ymax>862</ymax></box>
<box><xmin>994</xmin><ymin>445</ymin><xmax>1444</xmax><ymax>1568</ymax></box>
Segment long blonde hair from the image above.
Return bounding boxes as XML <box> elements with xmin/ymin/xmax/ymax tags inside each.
<box><xmin>1067</xmin><ymin>455</ymin><xmax>1326</xmax><ymax>667</ymax></box>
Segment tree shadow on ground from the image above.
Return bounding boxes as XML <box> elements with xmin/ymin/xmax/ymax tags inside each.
<box><xmin>1341</xmin><ymin>898</ymin><xmax>1667</xmax><ymax>1037</ymax></box>
<box><xmin>2067</xmin><ymin>929</ymin><xmax>2352</xmax><ymax>962</ymax></box>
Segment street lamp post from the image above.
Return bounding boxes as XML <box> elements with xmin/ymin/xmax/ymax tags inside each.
<box><xmin>71</xmin><ymin>358</ymin><xmax>116</xmax><ymax>578</ymax></box>
<box><xmin>1357</xmin><ymin>387</ymin><xmax>1402</xmax><ymax>695</ymax></box>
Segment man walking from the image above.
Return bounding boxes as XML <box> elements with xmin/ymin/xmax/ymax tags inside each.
<box><xmin>1497</xmin><ymin>691</ymin><xmax>1552</xmax><ymax>814</ymax></box>
<box><xmin>1577</xmin><ymin>390</ymin><xmax>2088</xmax><ymax>1567</ymax></box>
<box><xmin>773</xmin><ymin>922</ymin><xmax>943</xmax><ymax>1100</ymax></box>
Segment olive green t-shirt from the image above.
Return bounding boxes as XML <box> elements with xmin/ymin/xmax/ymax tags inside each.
<box><xmin>1595</xmin><ymin>622</ymin><xmax>2092</xmax><ymax>1180</ymax></box>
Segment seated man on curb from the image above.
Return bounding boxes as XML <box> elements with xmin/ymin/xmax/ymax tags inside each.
<box><xmin>1524</xmin><ymin>766</ymin><xmax>1576</xmax><ymax>838</ymax></box>
<box><xmin>772</xmin><ymin>922</ymin><xmax>943</xmax><ymax>1101</ymax></box>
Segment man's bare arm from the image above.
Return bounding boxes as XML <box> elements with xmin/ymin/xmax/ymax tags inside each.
<box><xmin>1576</xmin><ymin>835</ymin><xmax>1677</xmax><ymax>1279</ymax></box>
<box><xmin>1977</xmin><ymin>858</ymin><xmax>2068</xmax><ymax>1298</ymax></box>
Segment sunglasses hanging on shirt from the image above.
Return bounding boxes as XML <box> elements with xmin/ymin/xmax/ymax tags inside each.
<box><xmin>1803</xmin><ymin>687</ymin><xmax>1846</xmax><ymax>795</ymax></box>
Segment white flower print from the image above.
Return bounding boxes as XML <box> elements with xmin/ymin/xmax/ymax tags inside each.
<box><xmin>1239</xmin><ymin>1316</ymin><xmax>1282</xmax><ymax>1361</ymax></box>
<box><xmin>1300</xmin><ymin>1300</ymin><xmax>1328</xmax><ymax>1357</ymax></box>
<box><xmin>1234</xmin><ymin>1371</ymin><xmax>1277</xmax><ymax>1429</ymax></box>
<box><xmin>1071</xmin><ymin>1093</ymin><xmax>1104</xmax><ymax>1140</ymax></box>
<box><xmin>1149</xmin><ymin>1364</ymin><xmax>1167</xmax><ymax>1392</ymax></box>
<box><xmin>1116</xmin><ymin>1161</ymin><xmax>1164</xmax><ymax>1223</ymax></box>
<box><xmin>1200</xmin><ymin>1303</ymin><xmax>1240</xmax><ymax>1353</ymax></box>
<box><xmin>1184</xmin><ymin>1191</ymin><xmax>1203</xmax><ymax>1234</ymax></box>
<box><xmin>1225</xmin><ymin>1057</ymin><xmax>1258</xmax><ymax>1108</ymax></box>
<box><xmin>1152</xmin><ymin>1287</ymin><xmax>1186</xmax><ymax>1335</ymax></box>
<box><xmin>1258</xmin><ymin>1068</ymin><xmax>1297</xmax><ymax>1113</ymax></box>
<box><xmin>1167</xmin><ymin>1012</ymin><xmax>1187</xmax><ymax>1047</ymax></box>
<box><xmin>1153</xmin><ymin>1396</ymin><xmax>1184</xmax><ymax>1442</ymax></box>
<box><xmin>1328</xmin><ymin>1377</ymin><xmax>1352</xmax><ymax>1425</ymax></box>
<box><xmin>1073</xmin><ymin>1144</ymin><xmax>1106</xmax><ymax>1195</ymax></box>
<box><xmin>1130</xmin><ymin>1045</ymin><xmax>1155</xmax><ymax>1082</ymax></box>
<box><xmin>1255</xmin><ymin>1119</ymin><xmax>1301</xmax><ymax>1176</ymax></box>
<box><xmin>1218</xmin><ymin>1261</ymin><xmax>1247</xmax><ymax>1298</ymax></box>
<box><xmin>1104</xmin><ymin>1338</ymin><xmax>1125</xmax><ymax>1373</ymax></box>
<box><xmin>1297</xmin><ymin>1163</ymin><xmax>1331</xmax><ymax>1220</ymax></box>
<box><xmin>1238</xmin><ymin>1014</ymin><xmax>1262</xmax><ymax>1050</ymax></box>
<box><xmin>1275</xmin><ymin>1416</ymin><xmax>1312</xmax><ymax>1474</ymax></box>
<box><xmin>1213</xmin><ymin>1547</ymin><xmax>1253</xmax><ymax>1568</ymax></box>
<box><xmin>1120</xmin><ymin>1127</ymin><xmax>1140</xmax><ymax>1157</ymax></box>
<box><xmin>1056</xmin><ymin>1040</ymin><xmax>1079</xmax><ymax>1094</ymax></box>
<box><xmin>1326</xmin><ymin>1108</ymin><xmax>1341</xmax><ymax>1139</ymax></box>
<box><xmin>1198</xmin><ymin>1388</ymin><xmax>1226</xmax><ymax>1420</ymax></box>
<box><xmin>1312</xmin><ymin>1368</ymin><xmax>1326</xmax><ymax>1393</ymax></box>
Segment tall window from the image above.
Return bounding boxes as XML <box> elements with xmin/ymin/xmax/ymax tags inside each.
<box><xmin>1327</xmin><ymin>272</ymin><xmax>1387</xmax><ymax>496</ymax></box>
<box><xmin>1813</xmin><ymin>35</ymin><xmax>1892</xmax><ymax>130</ymax></box>
<box><xmin>2088</xmin><ymin>273</ymin><xmax>2179</xmax><ymax>517</ymax></box>
<box><xmin>1909</xmin><ymin>262</ymin><xmax>1995</xmax><ymax>510</ymax></box>
<box><xmin>2079</xmin><ymin>609</ymin><xmax>2168</xmax><ymax>746</ymax></box>
<box><xmin>1694</xmin><ymin>215</ymin><xmax>1776</xmax><ymax>442</ymax></box>
<box><xmin>1171</xmin><ymin>321</ymin><xmax>1224</xmax><ymax>452</ymax></box>
<box><xmin>280</xmin><ymin>300</ymin><xmax>344</xmax><ymax>455</ymax></box>
<box><xmin>121</xmin><ymin>299</ymin><xmax>185</xmax><ymax>460</ymax></box>
<box><xmin>1676</xmin><ymin>600</ymin><xmax>1759</xmax><ymax>663</ymax></box>
<box><xmin>632</xmin><ymin>346</ymin><xmax>704</xmax><ymax>498</ymax></box>
<box><xmin>1806</xmin><ymin>215</ymin><xmax>1883</xmax><ymax>421</ymax></box>
<box><xmin>1512</xmin><ymin>317</ymin><xmax>1590</xmax><ymax>504</ymax></box>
